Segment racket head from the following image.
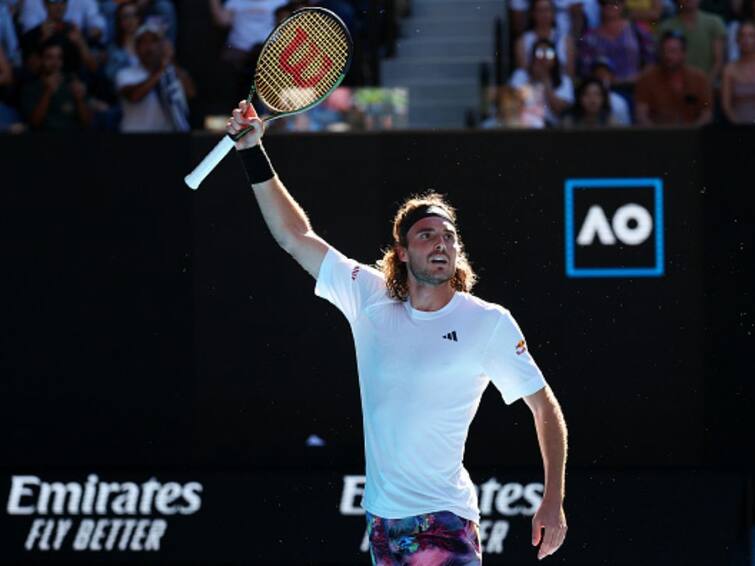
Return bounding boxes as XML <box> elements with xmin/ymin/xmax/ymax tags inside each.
<box><xmin>253</xmin><ymin>7</ymin><xmax>353</xmax><ymax>118</ymax></box>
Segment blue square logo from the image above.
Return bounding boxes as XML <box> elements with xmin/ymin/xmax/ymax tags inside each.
<box><xmin>564</xmin><ymin>178</ymin><xmax>664</xmax><ymax>278</ymax></box>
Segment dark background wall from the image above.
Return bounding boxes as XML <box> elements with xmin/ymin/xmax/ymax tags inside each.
<box><xmin>0</xmin><ymin>128</ymin><xmax>752</xmax><ymax>565</ymax></box>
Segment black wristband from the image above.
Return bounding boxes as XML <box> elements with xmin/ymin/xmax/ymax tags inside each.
<box><xmin>238</xmin><ymin>143</ymin><xmax>276</xmax><ymax>185</ymax></box>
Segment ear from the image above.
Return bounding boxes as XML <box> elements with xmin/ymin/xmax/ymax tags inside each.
<box><xmin>396</xmin><ymin>244</ymin><xmax>408</xmax><ymax>263</ymax></box>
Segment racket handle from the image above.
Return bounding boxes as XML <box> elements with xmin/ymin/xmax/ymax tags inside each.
<box><xmin>184</xmin><ymin>135</ymin><xmax>237</xmax><ymax>190</ymax></box>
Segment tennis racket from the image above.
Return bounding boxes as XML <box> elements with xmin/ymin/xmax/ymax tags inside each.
<box><xmin>185</xmin><ymin>7</ymin><xmax>353</xmax><ymax>190</ymax></box>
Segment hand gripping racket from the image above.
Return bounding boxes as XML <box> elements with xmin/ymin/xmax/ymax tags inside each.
<box><xmin>185</xmin><ymin>7</ymin><xmax>353</xmax><ymax>190</ymax></box>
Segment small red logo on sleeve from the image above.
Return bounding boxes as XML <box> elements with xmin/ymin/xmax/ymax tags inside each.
<box><xmin>351</xmin><ymin>266</ymin><xmax>360</xmax><ymax>281</ymax></box>
<box><xmin>515</xmin><ymin>340</ymin><xmax>527</xmax><ymax>355</ymax></box>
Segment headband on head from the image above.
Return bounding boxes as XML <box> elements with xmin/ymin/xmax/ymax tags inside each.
<box><xmin>398</xmin><ymin>204</ymin><xmax>455</xmax><ymax>244</ymax></box>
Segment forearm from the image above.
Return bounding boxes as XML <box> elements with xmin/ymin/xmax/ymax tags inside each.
<box><xmin>29</xmin><ymin>92</ymin><xmax>53</xmax><ymax>128</ymax></box>
<box><xmin>532</xmin><ymin>387</ymin><xmax>568</xmax><ymax>502</ymax></box>
<box><xmin>249</xmin><ymin>170</ymin><xmax>314</xmax><ymax>251</ymax></box>
<box><xmin>209</xmin><ymin>0</ymin><xmax>232</xmax><ymax>26</ymax></box>
<box><xmin>241</xmin><ymin>146</ymin><xmax>328</xmax><ymax>277</ymax></box>
<box><xmin>75</xmin><ymin>97</ymin><xmax>92</xmax><ymax>127</ymax></box>
<box><xmin>121</xmin><ymin>71</ymin><xmax>162</xmax><ymax>102</ymax></box>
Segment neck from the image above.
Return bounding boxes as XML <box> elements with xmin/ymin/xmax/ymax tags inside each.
<box><xmin>407</xmin><ymin>280</ymin><xmax>456</xmax><ymax>312</ymax></box>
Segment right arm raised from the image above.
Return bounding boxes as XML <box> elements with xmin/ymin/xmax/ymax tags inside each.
<box><xmin>229</xmin><ymin>101</ymin><xmax>329</xmax><ymax>279</ymax></box>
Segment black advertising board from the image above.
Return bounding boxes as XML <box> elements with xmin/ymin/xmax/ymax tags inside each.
<box><xmin>0</xmin><ymin>129</ymin><xmax>752</xmax><ymax>565</ymax></box>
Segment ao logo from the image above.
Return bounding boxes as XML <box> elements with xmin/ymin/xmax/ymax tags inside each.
<box><xmin>577</xmin><ymin>203</ymin><xmax>653</xmax><ymax>246</ymax></box>
<box><xmin>564</xmin><ymin>178</ymin><xmax>664</xmax><ymax>278</ymax></box>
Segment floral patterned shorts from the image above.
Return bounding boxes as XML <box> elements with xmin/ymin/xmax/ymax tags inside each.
<box><xmin>365</xmin><ymin>510</ymin><xmax>482</xmax><ymax>566</ymax></box>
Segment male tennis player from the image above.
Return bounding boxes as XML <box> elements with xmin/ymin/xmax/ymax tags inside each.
<box><xmin>228</xmin><ymin>100</ymin><xmax>568</xmax><ymax>564</ymax></box>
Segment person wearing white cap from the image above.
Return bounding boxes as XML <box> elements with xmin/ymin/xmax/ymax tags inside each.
<box><xmin>115</xmin><ymin>22</ymin><xmax>194</xmax><ymax>132</ymax></box>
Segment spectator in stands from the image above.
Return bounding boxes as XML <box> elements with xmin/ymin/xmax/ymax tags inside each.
<box><xmin>1</xmin><ymin>0</ymin><xmax>21</xmax><ymax>68</ymax></box>
<box><xmin>510</xmin><ymin>0</ymin><xmax>585</xmax><ymax>40</ymax></box>
<box><xmin>727</xmin><ymin>0</ymin><xmax>755</xmax><ymax>60</ymax></box>
<box><xmin>0</xmin><ymin>42</ymin><xmax>24</xmax><ymax>131</ymax></box>
<box><xmin>21</xmin><ymin>0</ymin><xmax>106</xmax><ymax>44</ymax></box>
<box><xmin>515</xmin><ymin>0</ymin><xmax>576</xmax><ymax>76</ymax></box>
<box><xmin>209</xmin><ymin>0</ymin><xmax>287</xmax><ymax>99</ymax></box>
<box><xmin>562</xmin><ymin>76</ymin><xmax>619</xmax><ymax>125</ymax></box>
<box><xmin>659</xmin><ymin>0</ymin><xmax>726</xmax><ymax>83</ymax></box>
<box><xmin>624</xmin><ymin>0</ymin><xmax>662</xmax><ymax>31</ymax></box>
<box><xmin>115</xmin><ymin>22</ymin><xmax>194</xmax><ymax>132</ymax></box>
<box><xmin>104</xmin><ymin>0</ymin><xmax>140</xmax><ymax>84</ymax></box>
<box><xmin>635</xmin><ymin>30</ymin><xmax>713</xmax><ymax>124</ymax></box>
<box><xmin>577</xmin><ymin>0</ymin><xmax>655</xmax><ymax>98</ymax></box>
<box><xmin>481</xmin><ymin>85</ymin><xmax>540</xmax><ymax>127</ymax></box>
<box><xmin>21</xmin><ymin>0</ymin><xmax>100</xmax><ymax>74</ymax></box>
<box><xmin>721</xmin><ymin>20</ymin><xmax>755</xmax><ymax>123</ymax></box>
<box><xmin>583</xmin><ymin>0</ymin><xmax>663</xmax><ymax>32</ymax></box>
<box><xmin>19</xmin><ymin>38</ymin><xmax>92</xmax><ymax>129</ymax></box>
<box><xmin>590</xmin><ymin>56</ymin><xmax>632</xmax><ymax>123</ymax></box>
<box><xmin>101</xmin><ymin>0</ymin><xmax>177</xmax><ymax>45</ymax></box>
<box><xmin>509</xmin><ymin>38</ymin><xmax>575</xmax><ymax>127</ymax></box>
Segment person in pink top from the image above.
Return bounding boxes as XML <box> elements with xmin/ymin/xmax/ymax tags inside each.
<box><xmin>721</xmin><ymin>20</ymin><xmax>755</xmax><ymax>124</ymax></box>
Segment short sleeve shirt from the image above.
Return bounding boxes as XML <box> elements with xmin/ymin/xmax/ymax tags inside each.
<box><xmin>314</xmin><ymin>248</ymin><xmax>546</xmax><ymax>523</ymax></box>
<box><xmin>659</xmin><ymin>11</ymin><xmax>726</xmax><ymax>75</ymax></box>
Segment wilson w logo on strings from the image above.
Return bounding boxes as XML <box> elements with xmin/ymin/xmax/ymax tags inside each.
<box><xmin>278</xmin><ymin>27</ymin><xmax>334</xmax><ymax>88</ymax></box>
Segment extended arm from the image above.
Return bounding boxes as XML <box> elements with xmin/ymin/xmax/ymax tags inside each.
<box><xmin>523</xmin><ymin>385</ymin><xmax>568</xmax><ymax>560</ymax></box>
<box><xmin>228</xmin><ymin>100</ymin><xmax>329</xmax><ymax>279</ymax></box>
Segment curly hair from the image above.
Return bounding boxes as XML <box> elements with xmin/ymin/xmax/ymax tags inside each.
<box><xmin>376</xmin><ymin>192</ymin><xmax>478</xmax><ymax>301</ymax></box>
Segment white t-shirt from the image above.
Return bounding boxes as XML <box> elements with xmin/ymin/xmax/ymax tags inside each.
<box><xmin>224</xmin><ymin>0</ymin><xmax>287</xmax><ymax>51</ymax></box>
<box><xmin>609</xmin><ymin>91</ymin><xmax>631</xmax><ymax>125</ymax></box>
<box><xmin>315</xmin><ymin>248</ymin><xmax>547</xmax><ymax>524</ymax></box>
<box><xmin>116</xmin><ymin>65</ymin><xmax>174</xmax><ymax>133</ymax></box>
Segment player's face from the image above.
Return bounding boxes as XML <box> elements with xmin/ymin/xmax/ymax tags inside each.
<box><xmin>401</xmin><ymin>216</ymin><xmax>459</xmax><ymax>287</ymax></box>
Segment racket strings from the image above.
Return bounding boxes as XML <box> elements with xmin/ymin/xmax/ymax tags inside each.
<box><xmin>256</xmin><ymin>11</ymin><xmax>350</xmax><ymax>113</ymax></box>
<box><xmin>257</xmin><ymin>15</ymin><xmax>344</xmax><ymax>109</ymax></box>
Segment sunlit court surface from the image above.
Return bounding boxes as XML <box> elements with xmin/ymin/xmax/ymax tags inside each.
<box><xmin>0</xmin><ymin>0</ymin><xmax>753</xmax><ymax>565</ymax></box>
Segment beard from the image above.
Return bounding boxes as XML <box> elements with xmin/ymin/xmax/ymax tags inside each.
<box><xmin>407</xmin><ymin>257</ymin><xmax>454</xmax><ymax>287</ymax></box>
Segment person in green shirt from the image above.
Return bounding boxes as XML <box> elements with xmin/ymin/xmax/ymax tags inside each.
<box><xmin>20</xmin><ymin>38</ymin><xmax>91</xmax><ymax>131</ymax></box>
<box><xmin>659</xmin><ymin>0</ymin><xmax>727</xmax><ymax>83</ymax></box>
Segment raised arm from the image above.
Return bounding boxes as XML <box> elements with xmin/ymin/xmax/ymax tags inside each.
<box><xmin>228</xmin><ymin>100</ymin><xmax>329</xmax><ymax>279</ymax></box>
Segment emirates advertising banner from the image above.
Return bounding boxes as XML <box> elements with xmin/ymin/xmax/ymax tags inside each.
<box><xmin>1</xmin><ymin>470</ymin><xmax>747</xmax><ymax>564</ymax></box>
<box><xmin>1</xmin><ymin>471</ymin><xmax>541</xmax><ymax>564</ymax></box>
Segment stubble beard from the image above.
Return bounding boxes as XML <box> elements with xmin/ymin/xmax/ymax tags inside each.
<box><xmin>407</xmin><ymin>258</ymin><xmax>454</xmax><ymax>287</ymax></box>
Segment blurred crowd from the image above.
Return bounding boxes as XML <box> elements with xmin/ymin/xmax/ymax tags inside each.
<box><xmin>484</xmin><ymin>0</ymin><xmax>755</xmax><ymax>127</ymax></box>
<box><xmin>0</xmin><ymin>0</ymin><xmax>384</xmax><ymax>133</ymax></box>
<box><xmin>0</xmin><ymin>0</ymin><xmax>195</xmax><ymax>133</ymax></box>
<box><xmin>1</xmin><ymin>0</ymin><xmax>752</xmax><ymax>133</ymax></box>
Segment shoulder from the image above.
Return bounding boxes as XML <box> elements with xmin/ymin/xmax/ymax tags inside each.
<box><xmin>637</xmin><ymin>64</ymin><xmax>661</xmax><ymax>82</ymax></box>
<box><xmin>458</xmin><ymin>293</ymin><xmax>511</xmax><ymax>323</ymax></box>
<box><xmin>685</xmin><ymin>65</ymin><xmax>709</xmax><ymax>83</ymax></box>
<box><xmin>659</xmin><ymin>17</ymin><xmax>680</xmax><ymax>32</ymax></box>
<box><xmin>700</xmin><ymin>10</ymin><xmax>726</xmax><ymax>30</ymax></box>
<box><xmin>509</xmin><ymin>68</ymin><xmax>529</xmax><ymax>86</ymax></box>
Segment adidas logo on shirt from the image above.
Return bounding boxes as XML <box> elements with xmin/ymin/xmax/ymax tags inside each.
<box><xmin>442</xmin><ymin>331</ymin><xmax>458</xmax><ymax>342</ymax></box>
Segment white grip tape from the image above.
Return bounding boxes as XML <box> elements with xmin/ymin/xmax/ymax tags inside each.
<box><xmin>184</xmin><ymin>135</ymin><xmax>237</xmax><ymax>190</ymax></box>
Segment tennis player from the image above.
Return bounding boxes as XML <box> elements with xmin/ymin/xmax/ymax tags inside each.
<box><xmin>228</xmin><ymin>100</ymin><xmax>568</xmax><ymax>564</ymax></box>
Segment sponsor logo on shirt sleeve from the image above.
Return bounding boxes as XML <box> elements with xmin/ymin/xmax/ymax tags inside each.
<box><xmin>515</xmin><ymin>340</ymin><xmax>527</xmax><ymax>355</ymax></box>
